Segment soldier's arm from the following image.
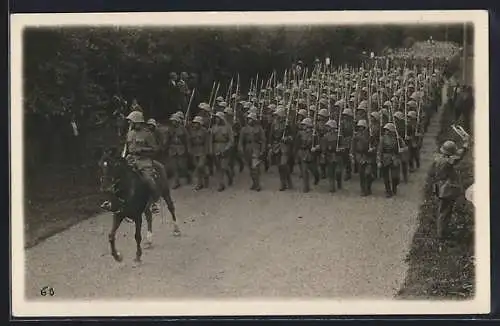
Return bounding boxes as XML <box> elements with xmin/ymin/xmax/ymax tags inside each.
<box><xmin>143</xmin><ymin>132</ymin><xmax>159</xmax><ymax>153</ymax></box>
<box><xmin>238</xmin><ymin>128</ymin><xmax>244</xmax><ymax>153</ymax></box>
<box><xmin>259</xmin><ymin>127</ymin><xmax>266</xmax><ymax>154</ymax></box>
<box><xmin>204</xmin><ymin>129</ymin><xmax>211</xmax><ymax>155</ymax></box>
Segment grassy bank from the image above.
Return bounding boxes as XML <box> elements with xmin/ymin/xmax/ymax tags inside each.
<box><xmin>397</xmin><ymin>97</ymin><xmax>475</xmax><ymax>299</ymax></box>
<box><xmin>24</xmin><ymin>165</ymin><xmax>106</xmax><ymax>248</ymax></box>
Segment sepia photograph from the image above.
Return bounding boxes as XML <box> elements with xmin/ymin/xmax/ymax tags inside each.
<box><xmin>11</xmin><ymin>11</ymin><xmax>490</xmax><ymax>317</ymax></box>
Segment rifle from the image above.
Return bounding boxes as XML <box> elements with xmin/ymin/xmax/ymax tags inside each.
<box><xmin>208</xmin><ymin>81</ymin><xmax>216</xmax><ymax>107</ymax></box>
<box><xmin>184</xmin><ymin>88</ymin><xmax>196</xmax><ymax>127</ymax></box>
<box><xmin>209</xmin><ymin>82</ymin><xmax>220</xmax><ymax>130</ymax></box>
<box><xmin>233</xmin><ymin>74</ymin><xmax>240</xmax><ymax>124</ymax></box>
<box><xmin>226</xmin><ymin>77</ymin><xmax>234</xmax><ymax>104</ymax></box>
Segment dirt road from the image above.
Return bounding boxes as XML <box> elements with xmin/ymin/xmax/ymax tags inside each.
<box><xmin>24</xmin><ymin>102</ymin><xmax>444</xmax><ymax>300</ymax></box>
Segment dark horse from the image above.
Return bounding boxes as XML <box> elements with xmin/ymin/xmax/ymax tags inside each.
<box><xmin>98</xmin><ymin>148</ymin><xmax>180</xmax><ymax>262</ymax></box>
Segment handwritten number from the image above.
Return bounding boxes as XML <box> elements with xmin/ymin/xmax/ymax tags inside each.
<box><xmin>40</xmin><ymin>286</ymin><xmax>55</xmax><ymax>297</ymax></box>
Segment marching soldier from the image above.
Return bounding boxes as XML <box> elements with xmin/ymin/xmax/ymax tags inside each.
<box><xmin>317</xmin><ymin>108</ymin><xmax>330</xmax><ymax>179</ymax></box>
<box><xmin>320</xmin><ymin>119</ymin><xmax>343</xmax><ymax>193</ymax></box>
<box><xmin>189</xmin><ymin>115</ymin><xmax>210</xmax><ymax>190</ymax></box>
<box><xmin>295</xmin><ymin>117</ymin><xmax>320</xmax><ymax>193</ymax></box>
<box><xmin>238</xmin><ymin>112</ymin><xmax>266</xmax><ymax>191</ymax></box>
<box><xmin>377</xmin><ymin>122</ymin><xmax>403</xmax><ymax>197</ymax></box>
<box><xmin>224</xmin><ymin>106</ymin><xmax>245</xmax><ymax>175</ymax></box>
<box><xmin>167</xmin><ymin>113</ymin><xmax>191</xmax><ymax>189</ymax></box>
<box><xmin>407</xmin><ymin>110</ymin><xmax>422</xmax><ymax>171</ymax></box>
<box><xmin>268</xmin><ymin>107</ymin><xmax>294</xmax><ymax>191</ymax></box>
<box><xmin>211</xmin><ymin>111</ymin><xmax>234</xmax><ymax>191</ymax></box>
<box><xmin>339</xmin><ymin>108</ymin><xmax>355</xmax><ymax>181</ymax></box>
<box><xmin>393</xmin><ymin>111</ymin><xmax>410</xmax><ymax>183</ymax></box>
<box><xmin>352</xmin><ymin>119</ymin><xmax>374</xmax><ymax>196</ymax></box>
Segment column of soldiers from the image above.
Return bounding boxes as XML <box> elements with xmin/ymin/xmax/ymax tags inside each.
<box><xmin>122</xmin><ymin>42</ymin><xmax>462</xmax><ymax>201</ymax></box>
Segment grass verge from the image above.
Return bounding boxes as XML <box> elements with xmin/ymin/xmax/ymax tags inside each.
<box><xmin>397</xmin><ymin>98</ymin><xmax>475</xmax><ymax>299</ymax></box>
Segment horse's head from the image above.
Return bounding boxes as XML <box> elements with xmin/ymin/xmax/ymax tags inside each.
<box><xmin>98</xmin><ymin>147</ymin><xmax>126</xmax><ymax>192</ymax></box>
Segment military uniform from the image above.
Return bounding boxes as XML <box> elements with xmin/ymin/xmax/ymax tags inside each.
<box><xmin>377</xmin><ymin>123</ymin><xmax>402</xmax><ymax>197</ymax></box>
<box><xmin>211</xmin><ymin>113</ymin><xmax>234</xmax><ymax>191</ymax></box>
<box><xmin>295</xmin><ymin>118</ymin><xmax>319</xmax><ymax>193</ymax></box>
<box><xmin>238</xmin><ymin>114</ymin><xmax>266</xmax><ymax>191</ymax></box>
<box><xmin>268</xmin><ymin>110</ymin><xmax>294</xmax><ymax>191</ymax></box>
<box><xmin>319</xmin><ymin>120</ymin><xmax>343</xmax><ymax>192</ymax></box>
<box><xmin>189</xmin><ymin>116</ymin><xmax>210</xmax><ymax>190</ymax></box>
<box><xmin>432</xmin><ymin>139</ymin><xmax>469</xmax><ymax>239</ymax></box>
<box><xmin>394</xmin><ymin>115</ymin><xmax>410</xmax><ymax>183</ymax></box>
<box><xmin>167</xmin><ymin>116</ymin><xmax>191</xmax><ymax>189</ymax></box>
<box><xmin>339</xmin><ymin>110</ymin><xmax>354</xmax><ymax>180</ymax></box>
<box><xmin>352</xmin><ymin>120</ymin><xmax>374</xmax><ymax>196</ymax></box>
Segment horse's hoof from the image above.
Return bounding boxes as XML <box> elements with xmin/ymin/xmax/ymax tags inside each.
<box><xmin>113</xmin><ymin>252</ymin><xmax>123</xmax><ymax>262</ymax></box>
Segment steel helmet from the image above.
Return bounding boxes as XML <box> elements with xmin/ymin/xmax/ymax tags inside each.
<box><xmin>362</xmin><ymin>86</ymin><xmax>368</xmax><ymax>92</ymax></box>
<box><xmin>215</xmin><ymin>111</ymin><xmax>226</xmax><ymax>120</ymax></box>
<box><xmin>301</xmin><ymin>117</ymin><xmax>313</xmax><ymax>127</ymax></box>
<box><xmin>268</xmin><ymin>104</ymin><xmax>277</xmax><ymax>110</ymax></box>
<box><xmin>335</xmin><ymin>99</ymin><xmax>345</xmax><ymax>107</ymax></box>
<box><xmin>243</xmin><ymin>102</ymin><xmax>251</xmax><ymax>109</ymax></box>
<box><xmin>440</xmin><ymin>140</ymin><xmax>457</xmax><ymax>155</ymax></box>
<box><xmin>383</xmin><ymin>100</ymin><xmax>392</xmax><ymax>107</ymax></box>
<box><xmin>326</xmin><ymin>119</ymin><xmax>338</xmax><ymax>129</ymax></box>
<box><xmin>393</xmin><ymin>111</ymin><xmax>404</xmax><ymax>120</ymax></box>
<box><xmin>274</xmin><ymin>108</ymin><xmax>286</xmax><ymax>117</ymax></box>
<box><xmin>357</xmin><ymin>119</ymin><xmax>368</xmax><ymax>128</ymax></box>
<box><xmin>371</xmin><ymin>93</ymin><xmax>379</xmax><ymax>100</ymax></box>
<box><xmin>170</xmin><ymin>114</ymin><xmax>181</xmax><ymax>122</ymax></box>
<box><xmin>298</xmin><ymin>109</ymin><xmax>308</xmax><ymax>116</ymax></box>
<box><xmin>319</xmin><ymin>98</ymin><xmax>328</xmax><ymax>106</ymax></box>
<box><xmin>126</xmin><ymin>111</ymin><xmax>145</xmax><ymax>123</ymax></box>
<box><xmin>147</xmin><ymin>118</ymin><xmax>158</xmax><ymax>128</ymax></box>
<box><xmin>216</xmin><ymin>96</ymin><xmax>224</xmax><ymax>102</ymax></box>
<box><xmin>175</xmin><ymin>111</ymin><xmax>185</xmax><ymax>119</ymax></box>
<box><xmin>407</xmin><ymin>100</ymin><xmax>418</xmax><ymax>108</ymax></box>
<box><xmin>219</xmin><ymin>101</ymin><xmax>227</xmax><ymax>107</ymax></box>
<box><xmin>370</xmin><ymin>111</ymin><xmax>380</xmax><ymax>120</ymax></box>
<box><xmin>248</xmin><ymin>107</ymin><xmax>258</xmax><ymax>115</ymax></box>
<box><xmin>318</xmin><ymin>108</ymin><xmax>329</xmax><ymax>117</ymax></box>
<box><xmin>247</xmin><ymin>112</ymin><xmax>258</xmax><ymax>121</ymax></box>
<box><xmin>309</xmin><ymin>105</ymin><xmax>316</xmax><ymax>111</ymax></box>
<box><xmin>192</xmin><ymin>116</ymin><xmax>204</xmax><ymax>124</ymax></box>
<box><xmin>406</xmin><ymin>110</ymin><xmax>416</xmax><ymax>119</ymax></box>
<box><xmin>342</xmin><ymin>108</ymin><xmax>354</xmax><ymax>117</ymax></box>
<box><xmin>349</xmin><ymin>97</ymin><xmax>356</xmax><ymax>103</ymax></box>
<box><xmin>410</xmin><ymin>92</ymin><xmax>418</xmax><ymax>100</ymax></box>
<box><xmin>276</xmin><ymin>105</ymin><xmax>285</xmax><ymax>111</ymax></box>
<box><xmin>383</xmin><ymin>122</ymin><xmax>397</xmax><ymax>133</ymax></box>
<box><xmin>224</xmin><ymin>107</ymin><xmax>234</xmax><ymax>115</ymax></box>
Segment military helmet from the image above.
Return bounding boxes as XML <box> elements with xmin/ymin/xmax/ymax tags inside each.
<box><xmin>268</xmin><ymin>104</ymin><xmax>277</xmax><ymax>110</ymax></box>
<box><xmin>393</xmin><ymin>111</ymin><xmax>404</xmax><ymax>120</ymax></box>
<box><xmin>192</xmin><ymin>115</ymin><xmax>204</xmax><ymax>124</ymax></box>
<box><xmin>440</xmin><ymin>140</ymin><xmax>457</xmax><ymax>155</ymax></box>
<box><xmin>175</xmin><ymin>111</ymin><xmax>185</xmax><ymax>119</ymax></box>
<box><xmin>309</xmin><ymin>105</ymin><xmax>317</xmax><ymax>112</ymax></box>
<box><xmin>301</xmin><ymin>117</ymin><xmax>313</xmax><ymax>127</ymax></box>
<box><xmin>298</xmin><ymin>109</ymin><xmax>308</xmax><ymax>116</ymax></box>
<box><xmin>383</xmin><ymin>122</ymin><xmax>397</xmax><ymax>133</ymax></box>
<box><xmin>223</xmin><ymin>107</ymin><xmax>234</xmax><ymax>115</ymax></box>
<box><xmin>342</xmin><ymin>108</ymin><xmax>353</xmax><ymax>117</ymax></box>
<box><xmin>274</xmin><ymin>108</ymin><xmax>286</xmax><ymax>117</ymax></box>
<box><xmin>247</xmin><ymin>112</ymin><xmax>258</xmax><ymax>121</ymax></box>
<box><xmin>383</xmin><ymin>100</ymin><xmax>392</xmax><ymax>107</ymax></box>
<box><xmin>248</xmin><ymin>107</ymin><xmax>258</xmax><ymax>115</ymax></box>
<box><xmin>216</xmin><ymin>96</ymin><xmax>224</xmax><ymax>102</ymax></box>
<box><xmin>319</xmin><ymin>98</ymin><xmax>328</xmax><ymax>106</ymax></box>
<box><xmin>215</xmin><ymin>111</ymin><xmax>225</xmax><ymax>120</ymax></box>
<box><xmin>126</xmin><ymin>111</ymin><xmax>145</xmax><ymax>123</ymax></box>
<box><xmin>407</xmin><ymin>110</ymin><xmax>417</xmax><ymax>119</ymax></box>
<box><xmin>370</xmin><ymin>111</ymin><xmax>381</xmax><ymax>120</ymax></box>
<box><xmin>147</xmin><ymin>118</ymin><xmax>158</xmax><ymax>128</ymax></box>
<box><xmin>219</xmin><ymin>101</ymin><xmax>227</xmax><ymax>107</ymax></box>
<box><xmin>334</xmin><ymin>99</ymin><xmax>344</xmax><ymax>107</ymax></box>
<box><xmin>326</xmin><ymin>119</ymin><xmax>338</xmax><ymax>129</ymax></box>
<box><xmin>170</xmin><ymin>114</ymin><xmax>181</xmax><ymax>123</ymax></box>
<box><xmin>243</xmin><ymin>102</ymin><xmax>251</xmax><ymax>109</ymax></box>
<box><xmin>407</xmin><ymin>100</ymin><xmax>418</xmax><ymax>108</ymax></box>
<box><xmin>318</xmin><ymin>108</ymin><xmax>329</xmax><ymax>118</ymax></box>
<box><xmin>357</xmin><ymin>119</ymin><xmax>368</xmax><ymax>128</ymax></box>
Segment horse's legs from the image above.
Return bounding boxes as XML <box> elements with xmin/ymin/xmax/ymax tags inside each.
<box><xmin>144</xmin><ymin>208</ymin><xmax>153</xmax><ymax>247</ymax></box>
<box><xmin>109</xmin><ymin>213</ymin><xmax>124</xmax><ymax>262</ymax></box>
<box><xmin>134</xmin><ymin>215</ymin><xmax>143</xmax><ymax>262</ymax></box>
<box><xmin>162</xmin><ymin>188</ymin><xmax>180</xmax><ymax>236</ymax></box>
